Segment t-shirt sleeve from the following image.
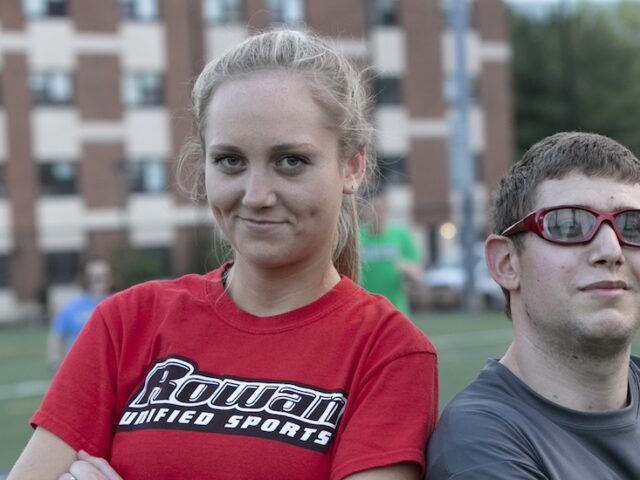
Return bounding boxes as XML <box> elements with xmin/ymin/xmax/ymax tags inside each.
<box><xmin>32</xmin><ymin>306</ymin><xmax>119</xmax><ymax>457</ymax></box>
<box><xmin>400</xmin><ymin>227</ymin><xmax>421</xmax><ymax>263</ymax></box>
<box><xmin>51</xmin><ymin>302</ymin><xmax>73</xmax><ymax>335</ymax></box>
<box><xmin>426</xmin><ymin>406</ymin><xmax>547</xmax><ymax>480</ymax></box>
<box><xmin>331</xmin><ymin>350</ymin><xmax>438</xmax><ymax>480</ymax></box>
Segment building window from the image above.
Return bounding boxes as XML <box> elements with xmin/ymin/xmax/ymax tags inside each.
<box><xmin>377</xmin><ymin>155</ymin><xmax>406</xmax><ymax>185</ymax></box>
<box><xmin>119</xmin><ymin>0</ymin><xmax>160</xmax><ymax>20</ymax></box>
<box><xmin>46</xmin><ymin>251</ymin><xmax>80</xmax><ymax>285</ymax></box>
<box><xmin>204</xmin><ymin>0</ymin><xmax>243</xmax><ymax>25</ymax></box>
<box><xmin>367</xmin><ymin>0</ymin><xmax>398</xmax><ymax>26</ymax></box>
<box><xmin>123</xmin><ymin>72</ymin><xmax>164</xmax><ymax>107</ymax></box>
<box><xmin>131</xmin><ymin>247</ymin><xmax>171</xmax><ymax>279</ymax></box>
<box><xmin>39</xmin><ymin>162</ymin><xmax>77</xmax><ymax>196</ymax></box>
<box><xmin>474</xmin><ymin>153</ymin><xmax>483</xmax><ymax>182</ymax></box>
<box><xmin>373</xmin><ymin>76</ymin><xmax>402</xmax><ymax>105</ymax></box>
<box><xmin>0</xmin><ymin>165</ymin><xmax>6</xmax><ymax>198</ymax></box>
<box><xmin>117</xmin><ymin>245</ymin><xmax>172</xmax><ymax>287</ymax></box>
<box><xmin>128</xmin><ymin>159</ymin><xmax>166</xmax><ymax>194</ymax></box>
<box><xmin>268</xmin><ymin>0</ymin><xmax>304</xmax><ymax>25</ymax></box>
<box><xmin>30</xmin><ymin>72</ymin><xmax>74</xmax><ymax>106</ymax></box>
<box><xmin>141</xmin><ymin>247</ymin><xmax>171</xmax><ymax>277</ymax></box>
<box><xmin>0</xmin><ymin>255</ymin><xmax>8</xmax><ymax>288</ymax></box>
<box><xmin>23</xmin><ymin>0</ymin><xmax>67</xmax><ymax>18</ymax></box>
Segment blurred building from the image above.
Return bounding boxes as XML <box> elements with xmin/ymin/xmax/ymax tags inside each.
<box><xmin>0</xmin><ymin>0</ymin><xmax>513</xmax><ymax>320</ymax></box>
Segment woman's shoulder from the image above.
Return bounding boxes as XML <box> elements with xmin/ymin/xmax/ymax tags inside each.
<box><xmin>339</xmin><ymin>277</ymin><xmax>436</xmax><ymax>356</ymax></box>
<box><xmin>100</xmin><ymin>270</ymin><xmax>218</xmax><ymax>314</ymax></box>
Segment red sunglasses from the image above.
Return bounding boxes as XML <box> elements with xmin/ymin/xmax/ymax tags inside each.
<box><xmin>501</xmin><ymin>205</ymin><xmax>640</xmax><ymax>247</ymax></box>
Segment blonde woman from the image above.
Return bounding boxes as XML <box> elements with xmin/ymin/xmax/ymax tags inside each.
<box><xmin>10</xmin><ymin>30</ymin><xmax>438</xmax><ymax>480</ymax></box>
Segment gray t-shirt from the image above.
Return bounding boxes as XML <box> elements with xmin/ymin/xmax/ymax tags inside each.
<box><xmin>426</xmin><ymin>356</ymin><xmax>640</xmax><ymax>479</ymax></box>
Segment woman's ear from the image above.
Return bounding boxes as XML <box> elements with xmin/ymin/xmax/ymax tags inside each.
<box><xmin>343</xmin><ymin>147</ymin><xmax>366</xmax><ymax>195</ymax></box>
<box><xmin>485</xmin><ymin>234</ymin><xmax>520</xmax><ymax>292</ymax></box>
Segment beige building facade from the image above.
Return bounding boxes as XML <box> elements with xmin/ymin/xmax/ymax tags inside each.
<box><xmin>0</xmin><ymin>0</ymin><xmax>513</xmax><ymax>320</ymax></box>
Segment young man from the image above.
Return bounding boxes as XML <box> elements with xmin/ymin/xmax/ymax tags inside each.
<box><xmin>360</xmin><ymin>187</ymin><xmax>423</xmax><ymax>316</ymax></box>
<box><xmin>426</xmin><ymin>132</ymin><xmax>640</xmax><ymax>479</ymax></box>
<box><xmin>47</xmin><ymin>259</ymin><xmax>112</xmax><ymax>371</ymax></box>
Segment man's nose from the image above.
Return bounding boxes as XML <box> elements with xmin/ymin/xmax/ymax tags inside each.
<box><xmin>588</xmin><ymin>221</ymin><xmax>624</xmax><ymax>267</ymax></box>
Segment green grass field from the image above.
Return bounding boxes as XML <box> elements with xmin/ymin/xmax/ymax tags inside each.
<box><xmin>0</xmin><ymin>326</ymin><xmax>53</xmax><ymax>475</ymax></box>
<box><xmin>0</xmin><ymin>311</ymin><xmax>636</xmax><ymax>475</ymax></box>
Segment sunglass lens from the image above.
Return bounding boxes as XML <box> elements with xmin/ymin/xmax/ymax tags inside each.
<box><xmin>543</xmin><ymin>208</ymin><xmax>596</xmax><ymax>243</ymax></box>
<box><xmin>616</xmin><ymin>211</ymin><xmax>640</xmax><ymax>245</ymax></box>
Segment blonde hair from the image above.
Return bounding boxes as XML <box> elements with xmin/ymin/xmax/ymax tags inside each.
<box><xmin>178</xmin><ymin>29</ymin><xmax>375</xmax><ymax>281</ymax></box>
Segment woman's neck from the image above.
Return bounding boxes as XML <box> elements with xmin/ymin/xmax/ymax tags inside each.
<box><xmin>225</xmin><ymin>258</ymin><xmax>341</xmax><ymax>317</ymax></box>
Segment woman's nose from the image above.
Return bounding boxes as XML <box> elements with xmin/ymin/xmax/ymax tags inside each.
<box><xmin>241</xmin><ymin>169</ymin><xmax>277</xmax><ymax>208</ymax></box>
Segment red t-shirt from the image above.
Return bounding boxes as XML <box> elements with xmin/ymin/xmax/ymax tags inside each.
<box><xmin>33</xmin><ymin>267</ymin><xmax>438</xmax><ymax>479</ymax></box>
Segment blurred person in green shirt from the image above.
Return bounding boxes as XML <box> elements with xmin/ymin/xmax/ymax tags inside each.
<box><xmin>360</xmin><ymin>186</ymin><xmax>423</xmax><ymax>316</ymax></box>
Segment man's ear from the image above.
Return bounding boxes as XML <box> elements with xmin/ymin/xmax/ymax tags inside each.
<box><xmin>343</xmin><ymin>147</ymin><xmax>366</xmax><ymax>195</ymax></box>
<box><xmin>485</xmin><ymin>234</ymin><xmax>520</xmax><ymax>292</ymax></box>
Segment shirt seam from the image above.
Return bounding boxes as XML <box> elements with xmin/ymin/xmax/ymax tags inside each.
<box><xmin>358</xmin><ymin>350</ymin><xmax>437</xmax><ymax>389</ymax></box>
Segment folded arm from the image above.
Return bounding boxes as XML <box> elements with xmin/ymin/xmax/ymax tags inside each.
<box><xmin>8</xmin><ymin>427</ymin><xmax>77</xmax><ymax>479</ymax></box>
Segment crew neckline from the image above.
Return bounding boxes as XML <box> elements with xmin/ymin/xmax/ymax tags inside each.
<box><xmin>487</xmin><ymin>358</ymin><xmax>640</xmax><ymax>430</ymax></box>
<box><xmin>205</xmin><ymin>265</ymin><xmax>357</xmax><ymax>334</ymax></box>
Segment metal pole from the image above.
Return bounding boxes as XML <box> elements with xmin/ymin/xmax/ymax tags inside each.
<box><xmin>448</xmin><ymin>0</ymin><xmax>478</xmax><ymax>310</ymax></box>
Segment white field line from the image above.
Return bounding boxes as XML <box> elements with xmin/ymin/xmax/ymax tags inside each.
<box><xmin>0</xmin><ymin>380</ymin><xmax>50</xmax><ymax>401</ymax></box>
<box><xmin>0</xmin><ymin>329</ymin><xmax>512</xmax><ymax>403</ymax></box>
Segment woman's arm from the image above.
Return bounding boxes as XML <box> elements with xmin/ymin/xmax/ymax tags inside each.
<box><xmin>10</xmin><ymin>432</ymin><xmax>123</xmax><ymax>480</ymax></box>
<box><xmin>345</xmin><ymin>462</ymin><xmax>421</xmax><ymax>479</ymax></box>
<box><xmin>12</xmin><ymin>449</ymin><xmax>418</xmax><ymax>480</ymax></box>
<box><xmin>8</xmin><ymin>427</ymin><xmax>76</xmax><ymax>479</ymax></box>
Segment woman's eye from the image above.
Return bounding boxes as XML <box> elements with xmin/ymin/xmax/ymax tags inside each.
<box><xmin>214</xmin><ymin>155</ymin><xmax>244</xmax><ymax>171</ymax></box>
<box><xmin>278</xmin><ymin>156</ymin><xmax>307</xmax><ymax>171</ymax></box>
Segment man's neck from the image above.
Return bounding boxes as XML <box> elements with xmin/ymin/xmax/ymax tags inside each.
<box><xmin>500</xmin><ymin>337</ymin><xmax>631</xmax><ymax>412</ymax></box>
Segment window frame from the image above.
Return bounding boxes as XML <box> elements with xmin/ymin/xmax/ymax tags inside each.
<box><xmin>367</xmin><ymin>0</ymin><xmax>398</xmax><ymax>27</ymax></box>
<box><xmin>45</xmin><ymin>251</ymin><xmax>80</xmax><ymax>285</ymax></box>
<box><xmin>38</xmin><ymin>161</ymin><xmax>78</xmax><ymax>196</ymax></box>
<box><xmin>373</xmin><ymin>76</ymin><xmax>403</xmax><ymax>106</ymax></box>
<box><xmin>0</xmin><ymin>164</ymin><xmax>6</xmax><ymax>198</ymax></box>
<box><xmin>267</xmin><ymin>0</ymin><xmax>305</xmax><ymax>26</ymax></box>
<box><xmin>377</xmin><ymin>154</ymin><xmax>407</xmax><ymax>185</ymax></box>
<box><xmin>127</xmin><ymin>158</ymin><xmax>167</xmax><ymax>194</ymax></box>
<box><xmin>0</xmin><ymin>255</ymin><xmax>8</xmax><ymax>289</ymax></box>
<box><xmin>122</xmin><ymin>71</ymin><xmax>165</xmax><ymax>108</ymax></box>
<box><xmin>30</xmin><ymin>71</ymin><xmax>74</xmax><ymax>107</ymax></box>
<box><xmin>23</xmin><ymin>0</ymin><xmax>67</xmax><ymax>19</ymax></box>
<box><xmin>203</xmin><ymin>0</ymin><xmax>244</xmax><ymax>25</ymax></box>
<box><xmin>119</xmin><ymin>0</ymin><xmax>161</xmax><ymax>21</ymax></box>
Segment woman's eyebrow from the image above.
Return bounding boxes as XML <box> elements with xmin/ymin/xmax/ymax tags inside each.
<box><xmin>207</xmin><ymin>144</ymin><xmax>243</xmax><ymax>155</ymax></box>
<box><xmin>269</xmin><ymin>142</ymin><xmax>316</xmax><ymax>154</ymax></box>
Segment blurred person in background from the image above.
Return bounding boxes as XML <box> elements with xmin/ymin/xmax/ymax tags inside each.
<box><xmin>9</xmin><ymin>29</ymin><xmax>438</xmax><ymax>480</ymax></box>
<box><xmin>47</xmin><ymin>258</ymin><xmax>112</xmax><ymax>371</ymax></box>
<box><xmin>360</xmin><ymin>185</ymin><xmax>423</xmax><ymax>316</ymax></box>
<box><xmin>426</xmin><ymin>132</ymin><xmax>640</xmax><ymax>479</ymax></box>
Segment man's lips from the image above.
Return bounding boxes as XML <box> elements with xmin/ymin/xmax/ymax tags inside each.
<box><xmin>581</xmin><ymin>280</ymin><xmax>628</xmax><ymax>291</ymax></box>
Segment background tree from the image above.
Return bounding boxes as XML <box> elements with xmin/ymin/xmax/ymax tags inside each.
<box><xmin>510</xmin><ymin>0</ymin><xmax>640</xmax><ymax>157</ymax></box>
